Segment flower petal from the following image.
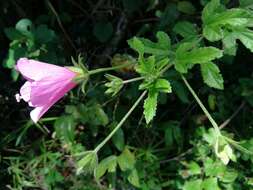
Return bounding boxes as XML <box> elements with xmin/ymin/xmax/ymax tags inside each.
<box><xmin>30</xmin><ymin>76</ymin><xmax>76</xmax><ymax>106</ymax></box>
<box><xmin>16</xmin><ymin>58</ymin><xmax>75</xmax><ymax>81</ymax></box>
<box><xmin>30</xmin><ymin>104</ymin><xmax>52</xmax><ymax>123</ymax></box>
<box><xmin>29</xmin><ymin>81</ymin><xmax>76</xmax><ymax>122</ymax></box>
<box><xmin>19</xmin><ymin>81</ymin><xmax>32</xmax><ymax>102</ymax></box>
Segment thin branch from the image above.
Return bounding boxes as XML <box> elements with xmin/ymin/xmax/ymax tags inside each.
<box><xmin>181</xmin><ymin>75</ymin><xmax>221</xmax><ymax>134</ymax></box>
<box><xmin>219</xmin><ymin>101</ymin><xmax>246</xmax><ymax>129</ymax></box>
<box><xmin>66</xmin><ymin>0</ymin><xmax>90</xmax><ymax>17</ymax></box>
<box><xmin>160</xmin><ymin>148</ymin><xmax>193</xmax><ymax>164</ymax></box>
<box><xmin>46</xmin><ymin>0</ymin><xmax>77</xmax><ymax>51</ymax></box>
<box><xmin>99</xmin><ymin>13</ymin><xmax>128</xmax><ymax>65</ymax></box>
<box><xmin>91</xmin><ymin>0</ymin><xmax>107</xmax><ymax>15</ymax></box>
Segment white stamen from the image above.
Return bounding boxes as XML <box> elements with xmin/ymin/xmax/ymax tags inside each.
<box><xmin>15</xmin><ymin>94</ymin><xmax>21</xmax><ymax>102</ymax></box>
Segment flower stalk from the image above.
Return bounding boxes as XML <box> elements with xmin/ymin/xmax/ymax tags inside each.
<box><xmin>94</xmin><ymin>90</ymin><xmax>147</xmax><ymax>153</ymax></box>
<box><xmin>88</xmin><ymin>62</ymin><xmax>133</xmax><ymax>75</ymax></box>
<box><xmin>181</xmin><ymin>75</ymin><xmax>221</xmax><ymax>135</ymax></box>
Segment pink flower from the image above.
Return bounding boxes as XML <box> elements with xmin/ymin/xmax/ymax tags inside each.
<box><xmin>15</xmin><ymin>58</ymin><xmax>79</xmax><ymax>123</ymax></box>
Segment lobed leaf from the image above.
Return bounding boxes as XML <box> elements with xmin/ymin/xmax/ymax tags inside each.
<box><xmin>200</xmin><ymin>62</ymin><xmax>224</xmax><ymax>89</ymax></box>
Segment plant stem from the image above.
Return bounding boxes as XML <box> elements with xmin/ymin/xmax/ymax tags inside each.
<box><xmin>89</xmin><ymin>63</ymin><xmax>133</xmax><ymax>75</ymax></box>
<box><xmin>40</xmin><ymin>117</ymin><xmax>59</xmax><ymax>122</ymax></box>
<box><xmin>219</xmin><ymin>101</ymin><xmax>245</xmax><ymax>129</ymax></box>
<box><xmin>94</xmin><ymin>90</ymin><xmax>147</xmax><ymax>153</ymax></box>
<box><xmin>223</xmin><ymin>136</ymin><xmax>253</xmax><ymax>155</ymax></box>
<box><xmin>123</xmin><ymin>76</ymin><xmax>144</xmax><ymax>84</ymax></box>
<box><xmin>160</xmin><ymin>63</ymin><xmax>173</xmax><ymax>75</ymax></box>
<box><xmin>46</xmin><ymin>0</ymin><xmax>76</xmax><ymax>51</ymax></box>
<box><xmin>122</xmin><ymin>63</ymin><xmax>173</xmax><ymax>85</ymax></box>
<box><xmin>181</xmin><ymin>75</ymin><xmax>221</xmax><ymax>135</ymax></box>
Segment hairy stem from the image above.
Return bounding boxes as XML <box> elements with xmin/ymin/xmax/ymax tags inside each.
<box><xmin>94</xmin><ymin>90</ymin><xmax>147</xmax><ymax>153</ymax></box>
<box><xmin>89</xmin><ymin>62</ymin><xmax>133</xmax><ymax>75</ymax></box>
<box><xmin>123</xmin><ymin>76</ymin><xmax>144</xmax><ymax>84</ymax></box>
<box><xmin>181</xmin><ymin>75</ymin><xmax>221</xmax><ymax>135</ymax></box>
<box><xmin>219</xmin><ymin>102</ymin><xmax>245</xmax><ymax>129</ymax></box>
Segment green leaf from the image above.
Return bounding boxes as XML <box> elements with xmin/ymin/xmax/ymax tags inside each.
<box><xmin>127</xmin><ymin>169</ymin><xmax>140</xmax><ymax>187</ymax></box>
<box><xmin>220</xmin><ymin>169</ymin><xmax>238</xmax><ymax>183</ymax></box>
<box><xmin>89</xmin><ymin>104</ymin><xmax>109</xmax><ymax>126</ymax></box>
<box><xmin>128</xmin><ymin>31</ymin><xmax>171</xmax><ymax>56</ymax></box>
<box><xmin>203</xmin><ymin>26</ymin><xmax>223</xmax><ymax>41</ymax></box>
<box><xmin>202</xmin><ymin>0</ymin><xmax>253</xmax><ymax>43</ymax></box>
<box><xmin>205</xmin><ymin>9</ymin><xmax>251</xmax><ymax>27</ymax></box>
<box><xmin>173</xmin><ymin>21</ymin><xmax>197</xmax><ymax>38</ymax></box>
<box><xmin>158</xmin><ymin>4</ymin><xmax>179</xmax><ymax>29</ymax></box>
<box><xmin>202</xmin><ymin>0</ymin><xmax>223</xmax><ymax>20</ymax></box>
<box><xmin>54</xmin><ymin>116</ymin><xmax>75</xmax><ymax>144</ymax></box>
<box><xmin>45</xmin><ymin>170</ymin><xmax>64</xmax><ymax>185</ymax></box>
<box><xmin>136</xmin><ymin>56</ymin><xmax>156</xmax><ymax>77</ymax></box>
<box><xmin>200</xmin><ymin>62</ymin><xmax>224</xmax><ymax>89</ymax></box>
<box><xmin>11</xmin><ymin>69</ymin><xmax>19</xmax><ymax>81</ymax></box>
<box><xmin>154</xmin><ymin>79</ymin><xmax>172</xmax><ymax>93</ymax></box>
<box><xmin>203</xmin><ymin>128</ymin><xmax>218</xmax><ymax>145</ymax></box>
<box><xmin>74</xmin><ymin>103</ymin><xmax>109</xmax><ymax>127</ymax></box>
<box><xmin>156</xmin><ymin>31</ymin><xmax>171</xmax><ymax>49</ymax></box>
<box><xmin>223</xmin><ymin>32</ymin><xmax>238</xmax><ymax>55</ymax></box>
<box><xmin>35</xmin><ymin>25</ymin><xmax>56</xmax><ymax>43</ymax></box>
<box><xmin>76</xmin><ymin>151</ymin><xmax>98</xmax><ymax>175</ymax></box>
<box><xmin>4</xmin><ymin>28</ymin><xmax>23</xmax><ymax>40</ymax></box>
<box><xmin>188</xmin><ymin>161</ymin><xmax>201</xmax><ymax>175</ymax></box>
<box><xmin>215</xmin><ymin>136</ymin><xmax>236</xmax><ymax>165</ymax></box>
<box><xmin>219</xmin><ymin>145</ymin><xmax>234</xmax><ymax>165</ymax></box>
<box><xmin>128</xmin><ymin>37</ymin><xmax>145</xmax><ymax>56</ymax></box>
<box><xmin>177</xmin><ymin>47</ymin><xmax>223</xmax><ymax>64</ymax></box>
<box><xmin>95</xmin><ymin>155</ymin><xmax>117</xmax><ymax>179</ymax></box>
<box><xmin>171</xmin><ymin>81</ymin><xmax>190</xmax><ymax>103</ymax></box>
<box><xmin>3</xmin><ymin>47</ymin><xmax>26</xmax><ymax>70</ymax></box>
<box><xmin>164</xmin><ymin>121</ymin><xmax>182</xmax><ymax>147</ymax></box>
<box><xmin>236</xmin><ymin>28</ymin><xmax>253</xmax><ymax>52</ymax></box>
<box><xmin>3</xmin><ymin>49</ymin><xmax>15</xmax><ymax>69</ymax></box>
<box><xmin>183</xmin><ymin>179</ymin><xmax>202</xmax><ymax>190</ymax></box>
<box><xmin>105</xmin><ymin>74</ymin><xmax>123</xmax><ymax>96</ymax></box>
<box><xmin>177</xmin><ymin>1</ymin><xmax>196</xmax><ymax>15</ymax></box>
<box><xmin>175</xmin><ymin>45</ymin><xmax>223</xmax><ymax>73</ymax></box>
<box><xmin>93</xmin><ymin>22</ymin><xmax>113</xmax><ymax>43</ymax></box>
<box><xmin>165</xmin><ymin>127</ymin><xmax>173</xmax><ymax>147</ymax></box>
<box><xmin>240</xmin><ymin>0</ymin><xmax>253</xmax><ymax>8</ymax></box>
<box><xmin>208</xmin><ymin>94</ymin><xmax>216</xmax><ymax>111</ymax></box>
<box><xmin>202</xmin><ymin>178</ymin><xmax>220</xmax><ymax>190</ymax></box>
<box><xmin>112</xmin><ymin>127</ymin><xmax>125</xmax><ymax>151</ymax></box>
<box><xmin>15</xmin><ymin>18</ymin><xmax>33</xmax><ymax>37</ymax></box>
<box><xmin>204</xmin><ymin>158</ymin><xmax>226</xmax><ymax>177</ymax></box>
<box><xmin>117</xmin><ymin>147</ymin><xmax>135</xmax><ymax>171</ymax></box>
<box><xmin>144</xmin><ymin>91</ymin><xmax>158</xmax><ymax>124</ymax></box>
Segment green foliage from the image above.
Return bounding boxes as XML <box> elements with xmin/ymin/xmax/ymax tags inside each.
<box><xmin>112</xmin><ymin>127</ymin><xmax>125</xmax><ymax>151</ymax></box>
<box><xmin>175</xmin><ymin>44</ymin><xmax>223</xmax><ymax>73</ymax></box>
<box><xmin>105</xmin><ymin>74</ymin><xmax>123</xmax><ymax>96</ymax></box>
<box><xmin>144</xmin><ymin>90</ymin><xmax>158</xmax><ymax>124</ymax></box>
<box><xmin>164</xmin><ymin>121</ymin><xmax>182</xmax><ymax>148</ymax></box>
<box><xmin>173</xmin><ymin>21</ymin><xmax>198</xmax><ymax>38</ymax></box>
<box><xmin>3</xmin><ymin>18</ymin><xmax>61</xmax><ymax>80</ymax></box>
<box><xmin>200</xmin><ymin>62</ymin><xmax>224</xmax><ymax>89</ymax></box>
<box><xmin>2</xmin><ymin>0</ymin><xmax>253</xmax><ymax>189</ymax></box>
<box><xmin>76</xmin><ymin>151</ymin><xmax>98</xmax><ymax>175</ymax></box>
<box><xmin>95</xmin><ymin>155</ymin><xmax>117</xmax><ymax>179</ymax></box>
<box><xmin>202</xmin><ymin>0</ymin><xmax>253</xmax><ymax>54</ymax></box>
<box><xmin>54</xmin><ymin>115</ymin><xmax>75</xmax><ymax>145</ymax></box>
<box><xmin>177</xmin><ymin>1</ymin><xmax>196</xmax><ymax>15</ymax></box>
<box><xmin>128</xmin><ymin>31</ymin><xmax>171</xmax><ymax>56</ymax></box>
